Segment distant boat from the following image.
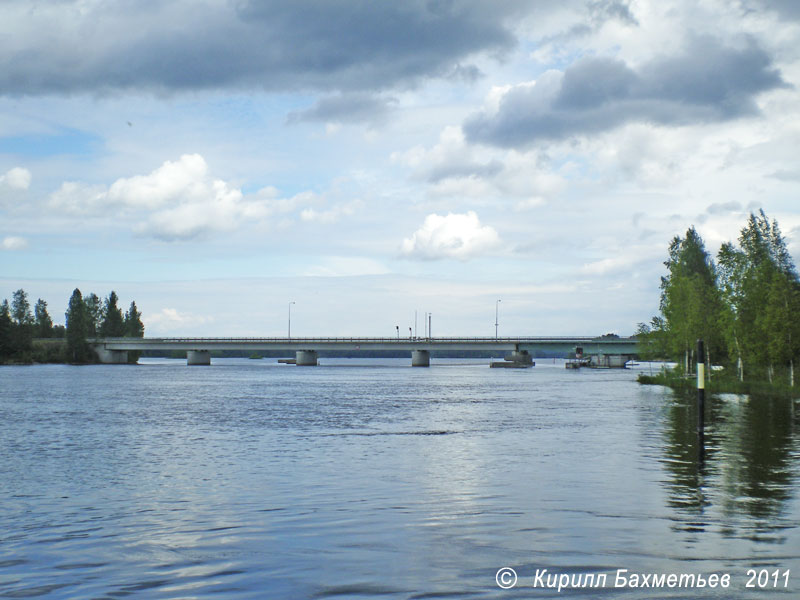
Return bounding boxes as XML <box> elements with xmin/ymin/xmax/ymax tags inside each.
<box><xmin>565</xmin><ymin>358</ymin><xmax>590</xmax><ymax>369</ymax></box>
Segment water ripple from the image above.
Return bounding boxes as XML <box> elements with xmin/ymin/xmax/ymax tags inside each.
<box><xmin>1</xmin><ymin>359</ymin><xmax>799</xmax><ymax>598</ymax></box>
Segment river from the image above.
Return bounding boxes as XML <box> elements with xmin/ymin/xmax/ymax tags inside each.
<box><xmin>1</xmin><ymin>358</ymin><xmax>799</xmax><ymax>598</ymax></box>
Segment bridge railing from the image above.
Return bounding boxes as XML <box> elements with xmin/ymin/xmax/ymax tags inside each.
<box><xmin>88</xmin><ymin>336</ymin><xmax>624</xmax><ymax>343</ymax></box>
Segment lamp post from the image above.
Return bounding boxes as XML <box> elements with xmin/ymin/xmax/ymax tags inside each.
<box><xmin>288</xmin><ymin>301</ymin><xmax>295</xmax><ymax>339</ymax></box>
<box><xmin>495</xmin><ymin>299</ymin><xmax>501</xmax><ymax>339</ymax></box>
<box><xmin>396</xmin><ymin>325</ymin><xmax>399</xmax><ymax>340</ymax></box>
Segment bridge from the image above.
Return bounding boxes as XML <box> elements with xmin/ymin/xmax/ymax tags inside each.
<box><xmin>90</xmin><ymin>336</ymin><xmax>639</xmax><ymax>367</ymax></box>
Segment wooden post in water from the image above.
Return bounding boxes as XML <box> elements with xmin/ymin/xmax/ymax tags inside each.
<box><xmin>697</xmin><ymin>339</ymin><xmax>705</xmax><ymax>463</ymax></box>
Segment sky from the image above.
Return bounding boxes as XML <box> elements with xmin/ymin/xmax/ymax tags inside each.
<box><xmin>1</xmin><ymin>0</ymin><xmax>800</xmax><ymax>337</ymax></box>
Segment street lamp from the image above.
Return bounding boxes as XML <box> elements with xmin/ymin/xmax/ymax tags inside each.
<box><xmin>495</xmin><ymin>299</ymin><xmax>501</xmax><ymax>339</ymax></box>
<box><xmin>288</xmin><ymin>301</ymin><xmax>296</xmax><ymax>339</ymax></box>
<box><xmin>396</xmin><ymin>325</ymin><xmax>399</xmax><ymax>339</ymax></box>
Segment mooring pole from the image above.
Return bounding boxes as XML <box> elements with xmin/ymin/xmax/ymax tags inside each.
<box><xmin>697</xmin><ymin>339</ymin><xmax>705</xmax><ymax>463</ymax></box>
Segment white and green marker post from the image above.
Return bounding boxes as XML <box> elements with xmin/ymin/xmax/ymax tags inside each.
<box><xmin>697</xmin><ymin>339</ymin><xmax>705</xmax><ymax>462</ymax></box>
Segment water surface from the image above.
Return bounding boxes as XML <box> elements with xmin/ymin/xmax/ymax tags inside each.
<box><xmin>1</xmin><ymin>358</ymin><xmax>799</xmax><ymax>598</ymax></box>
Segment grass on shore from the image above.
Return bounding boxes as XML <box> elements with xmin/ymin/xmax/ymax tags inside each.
<box><xmin>638</xmin><ymin>366</ymin><xmax>798</xmax><ymax>398</ymax></box>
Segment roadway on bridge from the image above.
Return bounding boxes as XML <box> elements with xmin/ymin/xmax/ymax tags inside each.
<box><xmin>90</xmin><ymin>336</ymin><xmax>637</xmax><ymax>353</ymax></box>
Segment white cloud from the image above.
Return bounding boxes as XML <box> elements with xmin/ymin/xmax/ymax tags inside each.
<box><xmin>0</xmin><ymin>167</ymin><xmax>32</xmax><ymax>210</ymax></box>
<box><xmin>49</xmin><ymin>181</ymin><xmax>108</xmax><ymax>215</ymax></box>
<box><xmin>514</xmin><ymin>197</ymin><xmax>547</xmax><ymax>211</ymax></box>
<box><xmin>428</xmin><ymin>177</ymin><xmax>495</xmax><ymax>199</ymax></box>
<box><xmin>393</xmin><ymin>124</ymin><xmax>565</xmax><ymax>207</ymax></box>
<box><xmin>99</xmin><ymin>154</ymin><xmax>269</xmax><ymax>240</ymax></box>
<box><xmin>393</xmin><ymin>126</ymin><xmax>503</xmax><ymax>184</ymax></box>
<box><xmin>302</xmin><ymin>256</ymin><xmax>390</xmax><ymax>277</ymax></box>
<box><xmin>107</xmin><ymin>154</ymin><xmax>210</xmax><ymax>210</ymax></box>
<box><xmin>46</xmin><ymin>154</ymin><xmax>323</xmax><ymax>240</ymax></box>
<box><xmin>133</xmin><ymin>177</ymin><xmax>260</xmax><ymax>241</ymax></box>
<box><xmin>401</xmin><ymin>211</ymin><xmax>501</xmax><ymax>261</ymax></box>
<box><xmin>581</xmin><ymin>256</ymin><xmax>635</xmax><ymax>276</ymax></box>
<box><xmin>1</xmin><ymin>236</ymin><xmax>28</xmax><ymax>250</ymax></box>
<box><xmin>145</xmin><ymin>307</ymin><xmax>213</xmax><ymax>335</ymax></box>
<box><xmin>0</xmin><ymin>167</ymin><xmax>31</xmax><ymax>190</ymax></box>
<box><xmin>2</xmin><ymin>0</ymin><xmax>800</xmax><ymax>339</ymax></box>
<box><xmin>300</xmin><ymin>199</ymin><xmax>362</xmax><ymax>224</ymax></box>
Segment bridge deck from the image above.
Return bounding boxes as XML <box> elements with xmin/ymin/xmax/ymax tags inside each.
<box><xmin>90</xmin><ymin>336</ymin><xmax>637</xmax><ymax>353</ymax></box>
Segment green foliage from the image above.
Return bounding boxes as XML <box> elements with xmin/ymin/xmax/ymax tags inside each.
<box><xmin>31</xmin><ymin>338</ymin><xmax>68</xmax><ymax>363</ymax></box>
<box><xmin>646</xmin><ymin>210</ymin><xmax>800</xmax><ymax>387</ymax></box>
<box><xmin>718</xmin><ymin>210</ymin><xmax>799</xmax><ymax>382</ymax></box>
<box><xmin>124</xmin><ymin>300</ymin><xmax>145</xmax><ymax>362</ymax></box>
<box><xmin>66</xmin><ymin>288</ymin><xmax>91</xmax><ymax>363</ymax></box>
<box><xmin>634</xmin><ymin>317</ymin><xmax>669</xmax><ymax>360</ymax></box>
<box><xmin>34</xmin><ymin>299</ymin><xmax>54</xmax><ymax>338</ymax></box>
<box><xmin>100</xmin><ymin>291</ymin><xmax>125</xmax><ymax>337</ymax></box>
<box><xmin>658</xmin><ymin>227</ymin><xmax>724</xmax><ymax>372</ymax></box>
<box><xmin>762</xmin><ymin>270</ymin><xmax>800</xmax><ymax>385</ymax></box>
<box><xmin>0</xmin><ymin>300</ymin><xmax>13</xmax><ymax>360</ymax></box>
<box><xmin>10</xmin><ymin>288</ymin><xmax>34</xmax><ymax>355</ymax></box>
<box><xmin>11</xmin><ymin>289</ymin><xmax>32</xmax><ymax>326</ymax></box>
<box><xmin>1</xmin><ymin>288</ymin><xmax>145</xmax><ymax>364</ymax></box>
<box><xmin>124</xmin><ymin>301</ymin><xmax>144</xmax><ymax>337</ymax></box>
<box><xmin>638</xmin><ymin>365</ymin><xmax>797</xmax><ymax>398</ymax></box>
<box><xmin>84</xmin><ymin>293</ymin><xmax>103</xmax><ymax>337</ymax></box>
<box><xmin>0</xmin><ymin>290</ymin><xmax>35</xmax><ymax>361</ymax></box>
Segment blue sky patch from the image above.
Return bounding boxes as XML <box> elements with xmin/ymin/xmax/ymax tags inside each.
<box><xmin>0</xmin><ymin>129</ymin><xmax>102</xmax><ymax>158</ymax></box>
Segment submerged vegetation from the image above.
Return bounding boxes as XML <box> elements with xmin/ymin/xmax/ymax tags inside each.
<box><xmin>0</xmin><ymin>288</ymin><xmax>144</xmax><ymax>364</ymax></box>
<box><xmin>637</xmin><ymin>369</ymin><xmax>798</xmax><ymax>398</ymax></box>
<box><xmin>637</xmin><ymin>210</ymin><xmax>800</xmax><ymax>393</ymax></box>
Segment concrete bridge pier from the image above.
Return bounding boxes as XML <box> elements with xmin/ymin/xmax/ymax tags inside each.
<box><xmin>187</xmin><ymin>350</ymin><xmax>211</xmax><ymax>366</ymax></box>
<box><xmin>411</xmin><ymin>349</ymin><xmax>430</xmax><ymax>367</ymax></box>
<box><xmin>296</xmin><ymin>350</ymin><xmax>318</xmax><ymax>366</ymax></box>
<box><xmin>95</xmin><ymin>348</ymin><xmax>129</xmax><ymax>364</ymax></box>
<box><xmin>506</xmin><ymin>350</ymin><xmax>533</xmax><ymax>365</ymax></box>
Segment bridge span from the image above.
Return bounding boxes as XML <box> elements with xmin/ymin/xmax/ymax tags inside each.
<box><xmin>90</xmin><ymin>336</ymin><xmax>638</xmax><ymax>367</ymax></box>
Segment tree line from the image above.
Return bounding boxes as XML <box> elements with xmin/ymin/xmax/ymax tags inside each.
<box><xmin>0</xmin><ymin>288</ymin><xmax>144</xmax><ymax>364</ymax></box>
<box><xmin>638</xmin><ymin>210</ymin><xmax>800</xmax><ymax>387</ymax></box>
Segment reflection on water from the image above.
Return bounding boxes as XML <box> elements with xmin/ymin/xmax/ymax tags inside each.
<box><xmin>715</xmin><ymin>394</ymin><xmax>796</xmax><ymax>522</ymax></box>
<box><xmin>1</xmin><ymin>359</ymin><xmax>800</xmax><ymax>598</ymax></box>
<box><xmin>659</xmin><ymin>386</ymin><xmax>800</xmax><ymax>547</ymax></box>
<box><xmin>659</xmin><ymin>391</ymin><xmax>707</xmax><ymax>516</ymax></box>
